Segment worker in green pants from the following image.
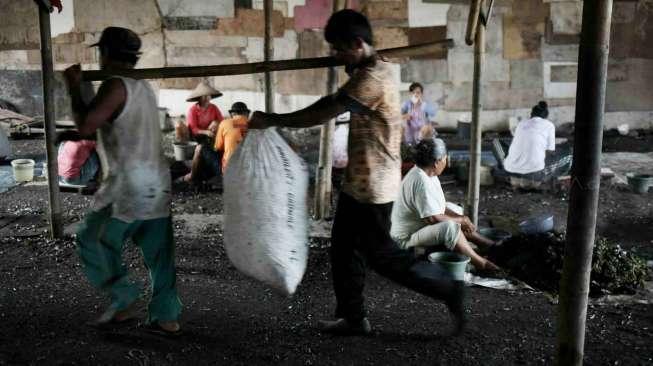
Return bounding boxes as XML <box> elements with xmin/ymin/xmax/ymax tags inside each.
<box><xmin>63</xmin><ymin>27</ymin><xmax>181</xmax><ymax>336</ymax></box>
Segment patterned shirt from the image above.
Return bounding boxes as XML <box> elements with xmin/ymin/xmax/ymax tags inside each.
<box><xmin>339</xmin><ymin>59</ymin><xmax>403</xmax><ymax>204</ymax></box>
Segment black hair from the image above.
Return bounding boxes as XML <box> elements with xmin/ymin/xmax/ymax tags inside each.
<box><xmin>531</xmin><ymin>101</ymin><xmax>549</xmax><ymax>119</ymax></box>
<box><xmin>324</xmin><ymin>9</ymin><xmax>374</xmax><ymax>47</ymax></box>
<box><xmin>229</xmin><ymin>102</ymin><xmax>250</xmax><ymax>116</ymax></box>
<box><xmin>409</xmin><ymin>82</ymin><xmax>423</xmax><ymax>93</ymax></box>
<box><xmin>413</xmin><ymin>139</ymin><xmax>437</xmax><ymax>168</ymax></box>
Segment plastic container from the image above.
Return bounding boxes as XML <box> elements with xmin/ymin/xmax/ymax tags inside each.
<box><xmin>11</xmin><ymin>159</ymin><xmax>35</xmax><ymax>182</ymax></box>
<box><xmin>428</xmin><ymin>252</ymin><xmax>470</xmax><ymax>281</ymax></box>
<box><xmin>519</xmin><ymin>214</ymin><xmax>554</xmax><ymax>235</ymax></box>
<box><xmin>173</xmin><ymin>141</ymin><xmax>198</xmax><ymax>161</ymax></box>
<box><xmin>626</xmin><ymin>173</ymin><xmax>653</xmax><ymax>194</ymax></box>
<box><xmin>478</xmin><ymin>227</ymin><xmax>512</xmax><ymax>242</ymax></box>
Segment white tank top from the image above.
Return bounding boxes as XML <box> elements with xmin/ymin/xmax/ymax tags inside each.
<box><xmin>92</xmin><ymin>77</ymin><xmax>171</xmax><ymax>222</ymax></box>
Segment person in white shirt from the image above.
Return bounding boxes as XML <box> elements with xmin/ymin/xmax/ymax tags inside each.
<box><xmin>501</xmin><ymin>101</ymin><xmax>572</xmax><ymax>186</ymax></box>
<box><xmin>391</xmin><ymin>138</ymin><xmax>500</xmax><ymax>271</ymax></box>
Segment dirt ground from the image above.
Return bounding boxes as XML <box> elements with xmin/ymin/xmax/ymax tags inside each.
<box><xmin>1</xmin><ymin>133</ymin><xmax>652</xmax><ymax>365</ymax></box>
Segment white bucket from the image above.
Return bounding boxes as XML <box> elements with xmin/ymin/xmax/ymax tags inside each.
<box><xmin>11</xmin><ymin>159</ymin><xmax>35</xmax><ymax>182</ymax></box>
<box><xmin>173</xmin><ymin>141</ymin><xmax>198</xmax><ymax>161</ymax></box>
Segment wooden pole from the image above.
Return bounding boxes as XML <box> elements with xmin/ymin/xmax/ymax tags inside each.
<box><xmin>264</xmin><ymin>0</ymin><xmax>274</xmax><ymax>113</ymax></box>
<box><xmin>82</xmin><ymin>39</ymin><xmax>454</xmax><ymax>81</ymax></box>
<box><xmin>556</xmin><ymin>1</ymin><xmax>613</xmax><ymax>365</ymax></box>
<box><xmin>314</xmin><ymin>0</ymin><xmax>346</xmax><ymax>219</ymax></box>
<box><xmin>37</xmin><ymin>2</ymin><xmax>63</xmax><ymax>239</ymax></box>
<box><xmin>465</xmin><ymin>8</ymin><xmax>485</xmax><ymax>226</ymax></box>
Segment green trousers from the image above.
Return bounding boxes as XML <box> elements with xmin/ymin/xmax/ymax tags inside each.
<box><xmin>76</xmin><ymin>206</ymin><xmax>182</xmax><ymax>323</ymax></box>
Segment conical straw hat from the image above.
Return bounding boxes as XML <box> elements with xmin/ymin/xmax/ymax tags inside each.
<box><xmin>186</xmin><ymin>81</ymin><xmax>223</xmax><ymax>102</ymax></box>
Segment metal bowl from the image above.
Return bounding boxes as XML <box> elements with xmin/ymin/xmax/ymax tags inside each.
<box><xmin>519</xmin><ymin>214</ymin><xmax>554</xmax><ymax>235</ymax></box>
<box><xmin>478</xmin><ymin>227</ymin><xmax>512</xmax><ymax>242</ymax></box>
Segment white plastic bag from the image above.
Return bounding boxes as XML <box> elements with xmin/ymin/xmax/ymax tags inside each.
<box><xmin>223</xmin><ymin>128</ymin><xmax>309</xmax><ymax>295</ymax></box>
<box><xmin>332</xmin><ymin>124</ymin><xmax>349</xmax><ymax>169</ymax></box>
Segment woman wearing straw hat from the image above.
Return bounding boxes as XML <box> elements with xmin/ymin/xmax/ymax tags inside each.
<box><xmin>186</xmin><ymin>81</ymin><xmax>224</xmax><ymax>144</ymax></box>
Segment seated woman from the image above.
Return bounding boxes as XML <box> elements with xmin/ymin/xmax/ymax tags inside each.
<box><xmin>500</xmin><ymin>101</ymin><xmax>572</xmax><ymax>188</ymax></box>
<box><xmin>185</xmin><ymin>81</ymin><xmax>224</xmax><ymax>145</ymax></box>
<box><xmin>57</xmin><ymin>139</ymin><xmax>99</xmax><ymax>185</ymax></box>
<box><xmin>390</xmin><ymin>138</ymin><xmax>500</xmax><ymax>271</ymax></box>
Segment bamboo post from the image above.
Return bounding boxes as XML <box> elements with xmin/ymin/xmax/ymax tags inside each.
<box><xmin>37</xmin><ymin>1</ymin><xmax>63</xmax><ymax>238</ymax></box>
<box><xmin>465</xmin><ymin>6</ymin><xmax>485</xmax><ymax>226</ymax></box>
<box><xmin>264</xmin><ymin>0</ymin><xmax>274</xmax><ymax>113</ymax></box>
<box><xmin>314</xmin><ymin>0</ymin><xmax>346</xmax><ymax>219</ymax></box>
<box><xmin>556</xmin><ymin>1</ymin><xmax>613</xmax><ymax>365</ymax></box>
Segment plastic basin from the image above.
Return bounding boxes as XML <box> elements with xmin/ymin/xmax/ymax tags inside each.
<box><xmin>478</xmin><ymin>227</ymin><xmax>512</xmax><ymax>242</ymax></box>
<box><xmin>11</xmin><ymin>159</ymin><xmax>35</xmax><ymax>182</ymax></box>
<box><xmin>519</xmin><ymin>214</ymin><xmax>554</xmax><ymax>235</ymax></box>
<box><xmin>626</xmin><ymin>174</ymin><xmax>653</xmax><ymax>194</ymax></box>
<box><xmin>173</xmin><ymin>141</ymin><xmax>198</xmax><ymax>161</ymax></box>
<box><xmin>428</xmin><ymin>252</ymin><xmax>470</xmax><ymax>281</ymax></box>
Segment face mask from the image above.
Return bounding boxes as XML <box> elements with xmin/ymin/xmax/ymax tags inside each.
<box><xmin>411</xmin><ymin>95</ymin><xmax>420</xmax><ymax>104</ymax></box>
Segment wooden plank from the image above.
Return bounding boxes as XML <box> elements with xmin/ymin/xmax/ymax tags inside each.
<box><xmin>82</xmin><ymin>39</ymin><xmax>454</xmax><ymax>81</ymax></box>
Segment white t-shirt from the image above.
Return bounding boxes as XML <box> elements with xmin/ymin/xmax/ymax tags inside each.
<box><xmin>390</xmin><ymin>166</ymin><xmax>446</xmax><ymax>241</ymax></box>
<box><xmin>503</xmin><ymin>117</ymin><xmax>556</xmax><ymax>174</ymax></box>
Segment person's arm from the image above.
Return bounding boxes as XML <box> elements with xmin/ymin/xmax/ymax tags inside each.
<box><xmin>64</xmin><ymin>65</ymin><xmax>126</xmax><ymax>137</ymax></box>
<box><xmin>249</xmin><ymin>93</ymin><xmax>349</xmax><ymax>129</ymax></box>
<box><xmin>423</xmin><ymin>213</ymin><xmax>476</xmax><ymax>234</ymax></box>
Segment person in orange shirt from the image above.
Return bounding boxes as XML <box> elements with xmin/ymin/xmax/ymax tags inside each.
<box><xmin>214</xmin><ymin>102</ymin><xmax>250</xmax><ymax>171</ymax></box>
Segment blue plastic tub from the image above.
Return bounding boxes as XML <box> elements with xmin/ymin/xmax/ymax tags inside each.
<box><xmin>428</xmin><ymin>252</ymin><xmax>470</xmax><ymax>281</ymax></box>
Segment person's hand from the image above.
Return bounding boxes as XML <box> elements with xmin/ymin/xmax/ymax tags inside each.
<box><xmin>203</xmin><ymin>129</ymin><xmax>215</xmax><ymax>138</ymax></box>
<box><xmin>63</xmin><ymin>64</ymin><xmax>82</xmax><ymax>89</ymax></box>
<box><xmin>208</xmin><ymin>121</ymin><xmax>219</xmax><ymax>133</ymax></box>
<box><xmin>248</xmin><ymin>111</ymin><xmax>273</xmax><ymax>130</ymax></box>
<box><xmin>461</xmin><ymin>216</ymin><xmax>476</xmax><ymax>234</ymax></box>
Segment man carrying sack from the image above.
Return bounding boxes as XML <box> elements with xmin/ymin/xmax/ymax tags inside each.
<box><xmin>64</xmin><ymin>27</ymin><xmax>182</xmax><ymax>336</ymax></box>
<box><xmin>250</xmin><ymin>10</ymin><xmax>466</xmax><ymax>336</ymax></box>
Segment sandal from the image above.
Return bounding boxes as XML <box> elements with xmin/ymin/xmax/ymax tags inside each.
<box><xmin>87</xmin><ymin>304</ymin><xmax>140</xmax><ymax>329</ymax></box>
<box><xmin>143</xmin><ymin>322</ymin><xmax>183</xmax><ymax>338</ymax></box>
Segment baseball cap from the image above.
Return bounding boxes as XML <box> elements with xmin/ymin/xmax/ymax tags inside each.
<box><xmin>90</xmin><ymin>27</ymin><xmax>142</xmax><ymax>55</ymax></box>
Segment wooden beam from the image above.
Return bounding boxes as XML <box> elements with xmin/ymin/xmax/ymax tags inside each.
<box><xmin>82</xmin><ymin>39</ymin><xmax>454</xmax><ymax>81</ymax></box>
<box><xmin>264</xmin><ymin>0</ymin><xmax>274</xmax><ymax>113</ymax></box>
<box><xmin>36</xmin><ymin>1</ymin><xmax>63</xmax><ymax>238</ymax></box>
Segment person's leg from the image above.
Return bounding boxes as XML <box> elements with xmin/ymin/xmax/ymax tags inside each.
<box><xmin>360</xmin><ymin>203</ymin><xmax>466</xmax><ymax>333</ymax></box>
<box><xmin>76</xmin><ymin>207</ymin><xmax>141</xmax><ymax>314</ymax></box>
<box><xmin>132</xmin><ymin>216</ymin><xmax>182</xmax><ymax>332</ymax></box>
<box><xmin>330</xmin><ymin>193</ymin><xmax>367</xmax><ymax>323</ymax></box>
<box><xmin>77</xmin><ymin>151</ymin><xmax>100</xmax><ymax>185</ymax></box>
<box><xmin>183</xmin><ymin>144</ymin><xmax>204</xmax><ymax>183</ymax></box>
<box><xmin>465</xmin><ymin>231</ymin><xmax>496</xmax><ymax>248</ymax></box>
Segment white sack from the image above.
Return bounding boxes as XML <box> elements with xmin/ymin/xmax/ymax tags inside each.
<box><xmin>223</xmin><ymin>128</ymin><xmax>309</xmax><ymax>295</ymax></box>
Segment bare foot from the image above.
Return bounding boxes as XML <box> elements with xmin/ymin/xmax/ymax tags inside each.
<box><xmin>159</xmin><ymin>321</ymin><xmax>181</xmax><ymax>333</ymax></box>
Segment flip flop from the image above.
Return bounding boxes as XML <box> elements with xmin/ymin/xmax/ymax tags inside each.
<box><xmin>142</xmin><ymin>322</ymin><xmax>183</xmax><ymax>338</ymax></box>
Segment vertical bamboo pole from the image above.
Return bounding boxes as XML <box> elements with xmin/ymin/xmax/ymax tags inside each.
<box><xmin>314</xmin><ymin>0</ymin><xmax>346</xmax><ymax>219</ymax></box>
<box><xmin>556</xmin><ymin>1</ymin><xmax>613</xmax><ymax>365</ymax></box>
<box><xmin>465</xmin><ymin>12</ymin><xmax>485</xmax><ymax>226</ymax></box>
<box><xmin>264</xmin><ymin>0</ymin><xmax>274</xmax><ymax>113</ymax></box>
<box><xmin>37</xmin><ymin>2</ymin><xmax>63</xmax><ymax>238</ymax></box>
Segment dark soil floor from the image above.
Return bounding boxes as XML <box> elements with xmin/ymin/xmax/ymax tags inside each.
<box><xmin>1</xmin><ymin>134</ymin><xmax>652</xmax><ymax>365</ymax></box>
